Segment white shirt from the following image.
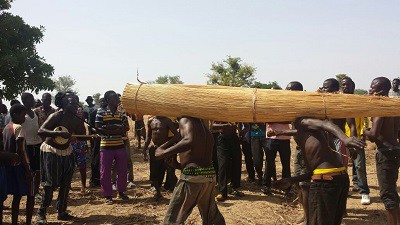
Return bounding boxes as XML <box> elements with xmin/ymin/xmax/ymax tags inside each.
<box><xmin>21</xmin><ymin>112</ymin><xmax>43</xmax><ymax>145</ymax></box>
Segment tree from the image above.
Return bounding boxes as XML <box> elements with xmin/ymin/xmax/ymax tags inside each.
<box><xmin>93</xmin><ymin>93</ymin><xmax>101</xmax><ymax>105</ymax></box>
<box><xmin>335</xmin><ymin>74</ymin><xmax>349</xmax><ymax>83</ymax></box>
<box><xmin>0</xmin><ymin>0</ymin><xmax>55</xmax><ymax>100</ymax></box>
<box><xmin>54</xmin><ymin>75</ymin><xmax>77</xmax><ymax>93</ymax></box>
<box><xmin>251</xmin><ymin>81</ymin><xmax>281</xmax><ymax>89</ymax></box>
<box><xmin>354</xmin><ymin>89</ymin><xmax>368</xmax><ymax>95</ymax></box>
<box><xmin>151</xmin><ymin>75</ymin><xmax>184</xmax><ymax>84</ymax></box>
<box><xmin>206</xmin><ymin>56</ymin><xmax>256</xmax><ymax>87</ymax></box>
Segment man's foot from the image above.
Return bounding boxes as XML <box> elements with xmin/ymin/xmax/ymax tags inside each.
<box><xmin>153</xmin><ymin>192</ymin><xmax>163</xmax><ymax>201</ymax></box>
<box><xmin>118</xmin><ymin>192</ymin><xmax>130</xmax><ymax>200</ymax></box>
<box><xmin>127</xmin><ymin>181</ymin><xmax>136</xmax><ymax>189</ymax></box>
<box><xmin>352</xmin><ymin>184</ymin><xmax>360</xmax><ymax>192</ymax></box>
<box><xmin>215</xmin><ymin>194</ymin><xmax>226</xmax><ymax>202</ymax></box>
<box><xmin>81</xmin><ymin>188</ymin><xmax>91</xmax><ymax>195</ymax></box>
<box><xmin>150</xmin><ymin>186</ymin><xmax>156</xmax><ymax>191</ymax></box>
<box><xmin>57</xmin><ymin>212</ymin><xmax>75</xmax><ymax>221</ymax></box>
<box><xmin>261</xmin><ymin>187</ymin><xmax>272</xmax><ymax>195</ymax></box>
<box><xmin>112</xmin><ymin>184</ymin><xmax>117</xmax><ymax>191</ymax></box>
<box><xmin>230</xmin><ymin>189</ymin><xmax>245</xmax><ymax>197</ymax></box>
<box><xmin>105</xmin><ymin>197</ymin><xmax>113</xmax><ymax>205</ymax></box>
<box><xmin>36</xmin><ymin>214</ymin><xmax>47</xmax><ymax>224</ymax></box>
<box><xmin>361</xmin><ymin>194</ymin><xmax>371</xmax><ymax>205</ymax></box>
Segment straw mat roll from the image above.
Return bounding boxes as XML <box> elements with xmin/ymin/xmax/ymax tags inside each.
<box><xmin>121</xmin><ymin>83</ymin><xmax>400</xmax><ymax>122</ymax></box>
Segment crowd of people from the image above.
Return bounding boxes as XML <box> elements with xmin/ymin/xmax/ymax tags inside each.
<box><xmin>0</xmin><ymin>76</ymin><xmax>399</xmax><ymax>225</ymax></box>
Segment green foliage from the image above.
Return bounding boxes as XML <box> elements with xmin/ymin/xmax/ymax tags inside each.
<box><xmin>251</xmin><ymin>81</ymin><xmax>281</xmax><ymax>89</ymax></box>
<box><xmin>0</xmin><ymin>0</ymin><xmax>12</xmax><ymax>10</ymax></box>
<box><xmin>92</xmin><ymin>93</ymin><xmax>101</xmax><ymax>106</ymax></box>
<box><xmin>354</xmin><ymin>89</ymin><xmax>368</xmax><ymax>95</ymax></box>
<box><xmin>206</xmin><ymin>56</ymin><xmax>256</xmax><ymax>87</ymax></box>
<box><xmin>54</xmin><ymin>75</ymin><xmax>77</xmax><ymax>93</ymax></box>
<box><xmin>335</xmin><ymin>74</ymin><xmax>349</xmax><ymax>83</ymax></box>
<box><xmin>151</xmin><ymin>75</ymin><xmax>184</xmax><ymax>84</ymax></box>
<box><xmin>0</xmin><ymin>2</ymin><xmax>55</xmax><ymax>100</ymax></box>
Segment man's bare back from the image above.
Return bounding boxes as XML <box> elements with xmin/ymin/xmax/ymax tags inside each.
<box><xmin>178</xmin><ymin>117</ymin><xmax>214</xmax><ymax>169</ymax></box>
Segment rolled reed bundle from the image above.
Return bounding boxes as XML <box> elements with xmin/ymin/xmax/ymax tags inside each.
<box><xmin>121</xmin><ymin>83</ymin><xmax>400</xmax><ymax>122</ymax></box>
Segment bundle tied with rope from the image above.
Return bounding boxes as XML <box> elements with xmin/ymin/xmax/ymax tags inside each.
<box><xmin>121</xmin><ymin>83</ymin><xmax>400</xmax><ymax>123</ymax></box>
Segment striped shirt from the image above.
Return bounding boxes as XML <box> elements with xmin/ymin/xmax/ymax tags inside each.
<box><xmin>95</xmin><ymin>107</ymin><xmax>128</xmax><ymax>151</ymax></box>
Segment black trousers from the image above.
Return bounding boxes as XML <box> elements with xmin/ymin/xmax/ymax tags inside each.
<box><xmin>308</xmin><ymin>174</ymin><xmax>349</xmax><ymax>225</ymax></box>
<box><xmin>90</xmin><ymin>138</ymin><xmax>101</xmax><ymax>185</ymax></box>
<box><xmin>376</xmin><ymin>147</ymin><xmax>400</xmax><ymax>210</ymax></box>
<box><xmin>265</xmin><ymin>139</ymin><xmax>291</xmax><ymax>187</ymax></box>
<box><xmin>241</xmin><ymin>140</ymin><xmax>255</xmax><ymax>180</ymax></box>
<box><xmin>217</xmin><ymin>134</ymin><xmax>242</xmax><ymax>197</ymax></box>
<box><xmin>149</xmin><ymin>146</ymin><xmax>178</xmax><ymax>191</ymax></box>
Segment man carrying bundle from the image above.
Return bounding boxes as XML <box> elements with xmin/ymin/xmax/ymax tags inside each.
<box><xmin>341</xmin><ymin>77</ymin><xmax>371</xmax><ymax>205</ymax></box>
<box><xmin>155</xmin><ymin>116</ymin><xmax>225</xmax><ymax>225</ymax></box>
<box><xmin>321</xmin><ymin>78</ymin><xmax>358</xmax><ymax>169</ymax></box>
<box><xmin>271</xmin><ymin>118</ymin><xmax>364</xmax><ymax>225</ymax></box>
<box><xmin>364</xmin><ymin>77</ymin><xmax>400</xmax><ymax>225</ymax></box>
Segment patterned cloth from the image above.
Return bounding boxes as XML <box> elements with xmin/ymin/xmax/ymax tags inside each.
<box><xmin>95</xmin><ymin>106</ymin><xmax>128</xmax><ymax>151</ymax></box>
<box><xmin>72</xmin><ymin>141</ymin><xmax>87</xmax><ymax>170</ymax></box>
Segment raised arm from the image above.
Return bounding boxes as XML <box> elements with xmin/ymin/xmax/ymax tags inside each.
<box><xmin>297</xmin><ymin>118</ymin><xmax>365</xmax><ymax>149</ymax></box>
<box><xmin>155</xmin><ymin>118</ymin><xmax>193</xmax><ymax>160</ymax></box>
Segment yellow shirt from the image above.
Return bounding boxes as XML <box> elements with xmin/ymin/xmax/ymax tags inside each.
<box><xmin>345</xmin><ymin>117</ymin><xmax>368</xmax><ymax>138</ymax></box>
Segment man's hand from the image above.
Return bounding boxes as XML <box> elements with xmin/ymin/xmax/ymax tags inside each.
<box><xmin>273</xmin><ymin>178</ymin><xmax>293</xmax><ymax>190</ymax></box>
<box><xmin>267</xmin><ymin>130</ymin><xmax>278</xmax><ymax>137</ymax></box>
<box><xmin>343</xmin><ymin>136</ymin><xmax>365</xmax><ymax>149</ymax></box>
<box><xmin>155</xmin><ymin>147</ymin><xmax>165</xmax><ymax>159</ymax></box>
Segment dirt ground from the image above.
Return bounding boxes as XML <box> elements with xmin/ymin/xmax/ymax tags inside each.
<box><xmin>2</xmin><ymin>135</ymin><xmax>391</xmax><ymax>224</ymax></box>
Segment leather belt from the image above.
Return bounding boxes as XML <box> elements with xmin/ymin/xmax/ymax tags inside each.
<box><xmin>311</xmin><ymin>170</ymin><xmax>346</xmax><ymax>181</ymax></box>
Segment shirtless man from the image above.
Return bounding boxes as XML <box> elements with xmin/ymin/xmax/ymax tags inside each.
<box><xmin>321</xmin><ymin>78</ymin><xmax>357</xmax><ymax>168</ymax></box>
<box><xmin>155</xmin><ymin>117</ymin><xmax>225</xmax><ymax>225</ymax></box>
<box><xmin>36</xmin><ymin>92</ymin><xmax>87</xmax><ymax>224</ymax></box>
<box><xmin>143</xmin><ymin>116</ymin><xmax>180</xmax><ymax>200</ymax></box>
<box><xmin>364</xmin><ymin>77</ymin><xmax>400</xmax><ymax>225</ymax></box>
<box><xmin>272</xmin><ymin>118</ymin><xmax>364</xmax><ymax>225</ymax></box>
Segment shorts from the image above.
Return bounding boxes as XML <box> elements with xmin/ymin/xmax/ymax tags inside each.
<box><xmin>72</xmin><ymin>141</ymin><xmax>88</xmax><ymax>170</ymax></box>
<box><xmin>5</xmin><ymin>165</ymin><xmax>32</xmax><ymax>196</ymax></box>
<box><xmin>293</xmin><ymin>146</ymin><xmax>310</xmax><ymax>187</ymax></box>
<box><xmin>308</xmin><ymin>173</ymin><xmax>349</xmax><ymax>225</ymax></box>
<box><xmin>27</xmin><ymin>143</ymin><xmax>42</xmax><ymax>172</ymax></box>
<box><xmin>376</xmin><ymin>146</ymin><xmax>400</xmax><ymax>210</ymax></box>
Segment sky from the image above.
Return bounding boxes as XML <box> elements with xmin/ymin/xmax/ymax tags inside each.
<box><xmin>6</xmin><ymin>0</ymin><xmax>400</xmax><ymax>104</ymax></box>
